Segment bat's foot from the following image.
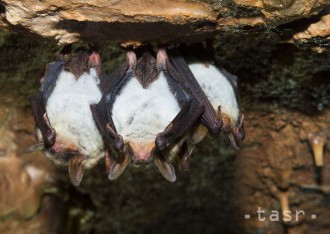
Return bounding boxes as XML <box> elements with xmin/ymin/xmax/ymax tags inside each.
<box><xmin>126</xmin><ymin>50</ymin><xmax>137</xmax><ymax>71</ymax></box>
<box><xmin>156</xmin><ymin>47</ymin><xmax>168</xmax><ymax>72</ymax></box>
<box><xmin>88</xmin><ymin>51</ymin><xmax>102</xmax><ymax>77</ymax></box>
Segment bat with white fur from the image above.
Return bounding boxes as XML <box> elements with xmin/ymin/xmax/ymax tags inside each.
<box><xmin>91</xmin><ymin>47</ymin><xmax>204</xmax><ymax>182</ymax></box>
<box><xmin>167</xmin><ymin>43</ymin><xmax>245</xmax><ymax>168</ymax></box>
<box><xmin>27</xmin><ymin>47</ymin><xmax>105</xmax><ymax>186</ymax></box>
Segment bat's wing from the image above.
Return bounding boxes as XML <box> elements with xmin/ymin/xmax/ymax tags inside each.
<box><xmin>91</xmin><ymin>63</ymin><xmax>133</xmax><ymax>152</ymax></box>
<box><xmin>27</xmin><ymin>54</ymin><xmax>65</xmax><ymax>152</ymax></box>
<box><xmin>30</xmin><ymin>91</ymin><xmax>56</xmax><ymax>149</ymax></box>
<box><xmin>168</xmin><ymin>49</ymin><xmax>222</xmax><ymax>133</ymax></box>
<box><xmin>155</xmin><ymin>51</ymin><xmax>204</xmax><ymax>151</ymax></box>
<box><xmin>106</xmin><ymin>68</ymin><xmax>133</xmax><ymax>112</ymax></box>
<box><xmin>92</xmin><ymin>61</ymin><xmax>135</xmax><ymax>180</ymax></box>
<box><xmin>41</xmin><ymin>61</ymin><xmax>64</xmax><ymax>101</ymax></box>
<box><xmin>216</xmin><ymin>66</ymin><xmax>245</xmax><ymax>144</ymax></box>
<box><xmin>91</xmin><ymin>96</ymin><xmax>123</xmax><ymax>152</ymax></box>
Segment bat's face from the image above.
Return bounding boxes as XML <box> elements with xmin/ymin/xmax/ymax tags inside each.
<box><xmin>127</xmin><ymin>141</ymin><xmax>156</xmax><ymax>163</ymax></box>
<box><xmin>29</xmin><ymin>50</ymin><xmax>105</xmax><ymax>186</ymax></box>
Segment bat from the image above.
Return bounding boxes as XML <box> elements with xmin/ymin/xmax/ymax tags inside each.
<box><xmin>91</xmin><ymin>47</ymin><xmax>204</xmax><ymax>182</ymax></box>
<box><xmin>27</xmin><ymin>46</ymin><xmax>105</xmax><ymax>186</ymax></box>
<box><xmin>166</xmin><ymin>43</ymin><xmax>245</xmax><ymax>168</ymax></box>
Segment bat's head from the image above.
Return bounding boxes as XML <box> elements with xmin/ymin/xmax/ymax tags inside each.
<box><xmin>28</xmin><ymin>124</ymin><xmax>100</xmax><ymax>186</ymax></box>
<box><xmin>218</xmin><ymin>111</ymin><xmax>245</xmax><ymax>150</ymax></box>
<box><xmin>104</xmin><ymin>139</ymin><xmax>179</xmax><ymax>182</ymax></box>
<box><xmin>46</xmin><ymin>136</ymin><xmax>79</xmax><ymax>162</ymax></box>
<box><xmin>127</xmin><ymin>141</ymin><xmax>156</xmax><ymax>164</ymax></box>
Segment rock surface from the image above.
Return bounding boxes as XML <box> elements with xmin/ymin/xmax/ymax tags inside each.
<box><xmin>0</xmin><ymin>107</ymin><xmax>60</xmax><ymax>233</ymax></box>
<box><xmin>0</xmin><ymin>0</ymin><xmax>329</xmax><ymax>48</ymax></box>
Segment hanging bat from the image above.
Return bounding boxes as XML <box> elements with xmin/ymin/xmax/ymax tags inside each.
<box><xmin>167</xmin><ymin>43</ymin><xmax>245</xmax><ymax>169</ymax></box>
<box><xmin>91</xmin><ymin>47</ymin><xmax>204</xmax><ymax>182</ymax></box>
<box><xmin>27</xmin><ymin>47</ymin><xmax>105</xmax><ymax>186</ymax></box>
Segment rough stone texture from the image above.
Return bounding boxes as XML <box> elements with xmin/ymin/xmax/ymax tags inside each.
<box><xmin>0</xmin><ymin>107</ymin><xmax>62</xmax><ymax>233</ymax></box>
<box><xmin>236</xmin><ymin>109</ymin><xmax>330</xmax><ymax>234</ymax></box>
<box><xmin>0</xmin><ymin>107</ymin><xmax>96</xmax><ymax>234</ymax></box>
<box><xmin>292</xmin><ymin>14</ymin><xmax>330</xmax><ymax>52</ymax></box>
<box><xmin>0</xmin><ymin>0</ymin><xmax>329</xmax><ymax>49</ymax></box>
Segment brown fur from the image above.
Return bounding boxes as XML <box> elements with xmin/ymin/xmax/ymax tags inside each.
<box><xmin>134</xmin><ymin>52</ymin><xmax>158</xmax><ymax>88</ymax></box>
<box><xmin>64</xmin><ymin>51</ymin><xmax>90</xmax><ymax>79</ymax></box>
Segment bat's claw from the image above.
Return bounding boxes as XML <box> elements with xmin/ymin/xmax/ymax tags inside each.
<box><xmin>156</xmin><ymin>47</ymin><xmax>168</xmax><ymax>72</ymax></box>
<box><xmin>126</xmin><ymin>50</ymin><xmax>137</xmax><ymax>71</ymax></box>
<box><xmin>88</xmin><ymin>51</ymin><xmax>102</xmax><ymax>77</ymax></box>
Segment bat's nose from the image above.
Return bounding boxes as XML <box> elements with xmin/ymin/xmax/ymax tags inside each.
<box><xmin>49</xmin><ymin>138</ymin><xmax>77</xmax><ymax>160</ymax></box>
<box><xmin>129</xmin><ymin>141</ymin><xmax>155</xmax><ymax>163</ymax></box>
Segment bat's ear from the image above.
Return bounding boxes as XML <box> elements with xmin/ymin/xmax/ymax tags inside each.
<box><xmin>68</xmin><ymin>155</ymin><xmax>85</xmax><ymax>186</ymax></box>
<box><xmin>154</xmin><ymin>156</ymin><xmax>176</xmax><ymax>182</ymax></box>
<box><xmin>88</xmin><ymin>51</ymin><xmax>102</xmax><ymax>77</ymax></box>
<box><xmin>106</xmin><ymin>150</ymin><xmax>130</xmax><ymax>181</ymax></box>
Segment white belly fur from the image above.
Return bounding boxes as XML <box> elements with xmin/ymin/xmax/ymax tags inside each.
<box><xmin>46</xmin><ymin>68</ymin><xmax>103</xmax><ymax>167</ymax></box>
<box><xmin>189</xmin><ymin>63</ymin><xmax>239</xmax><ymax>123</ymax></box>
<box><xmin>112</xmin><ymin>72</ymin><xmax>181</xmax><ymax>141</ymax></box>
